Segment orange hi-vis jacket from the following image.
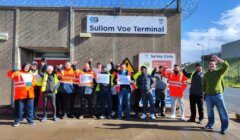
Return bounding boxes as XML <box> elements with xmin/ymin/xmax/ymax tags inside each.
<box><xmin>73</xmin><ymin>69</ymin><xmax>83</xmax><ymax>85</ymax></box>
<box><xmin>78</xmin><ymin>71</ymin><xmax>96</xmax><ymax>87</ymax></box>
<box><xmin>57</xmin><ymin>68</ymin><xmax>75</xmax><ymax>84</ymax></box>
<box><xmin>166</xmin><ymin>72</ymin><xmax>188</xmax><ymax>97</ymax></box>
<box><xmin>7</xmin><ymin>70</ymin><xmax>36</xmax><ymax>100</ymax></box>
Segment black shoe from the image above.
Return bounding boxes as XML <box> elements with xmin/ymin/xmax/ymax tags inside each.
<box><xmin>220</xmin><ymin>130</ymin><xmax>227</xmax><ymax>135</ymax></box>
<box><xmin>187</xmin><ymin>119</ymin><xmax>195</xmax><ymax>122</ymax></box>
<box><xmin>160</xmin><ymin>113</ymin><xmax>166</xmax><ymax>117</ymax></box>
<box><xmin>68</xmin><ymin>114</ymin><xmax>75</xmax><ymax>118</ymax></box>
<box><xmin>61</xmin><ymin>114</ymin><xmax>68</xmax><ymax>119</ymax></box>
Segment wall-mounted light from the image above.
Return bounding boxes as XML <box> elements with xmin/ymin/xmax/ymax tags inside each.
<box><xmin>0</xmin><ymin>32</ymin><xmax>8</xmax><ymax>41</ymax></box>
<box><xmin>79</xmin><ymin>33</ymin><xmax>91</xmax><ymax>38</ymax></box>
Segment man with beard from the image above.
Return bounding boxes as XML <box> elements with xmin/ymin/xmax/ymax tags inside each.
<box><xmin>183</xmin><ymin>63</ymin><xmax>204</xmax><ymax>124</ymax></box>
<box><xmin>163</xmin><ymin>64</ymin><xmax>188</xmax><ymax>121</ymax></box>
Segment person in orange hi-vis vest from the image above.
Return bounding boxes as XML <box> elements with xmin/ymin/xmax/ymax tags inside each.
<box><xmin>78</xmin><ymin>63</ymin><xmax>96</xmax><ymax>118</ymax></box>
<box><xmin>57</xmin><ymin>61</ymin><xmax>75</xmax><ymax>119</ymax></box>
<box><xmin>7</xmin><ymin>63</ymin><xmax>37</xmax><ymax>127</ymax></box>
<box><xmin>162</xmin><ymin>64</ymin><xmax>188</xmax><ymax>121</ymax></box>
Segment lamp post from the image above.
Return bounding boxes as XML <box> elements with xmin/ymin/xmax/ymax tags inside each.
<box><xmin>197</xmin><ymin>43</ymin><xmax>204</xmax><ymax>68</ymax></box>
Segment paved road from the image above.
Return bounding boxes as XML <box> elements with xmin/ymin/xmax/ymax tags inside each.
<box><xmin>223</xmin><ymin>88</ymin><xmax>240</xmax><ymax>113</ymax></box>
<box><xmin>184</xmin><ymin>86</ymin><xmax>240</xmax><ymax>114</ymax></box>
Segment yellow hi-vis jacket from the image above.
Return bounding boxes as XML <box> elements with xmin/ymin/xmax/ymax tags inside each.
<box><xmin>30</xmin><ymin>70</ymin><xmax>42</xmax><ymax>86</ymax></box>
<box><xmin>41</xmin><ymin>73</ymin><xmax>59</xmax><ymax>94</ymax></box>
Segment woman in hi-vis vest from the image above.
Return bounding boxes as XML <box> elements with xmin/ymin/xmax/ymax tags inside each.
<box><xmin>7</xmin><ymin>63</ymin><xmax>37</xmax><ymax>127</ymax></box>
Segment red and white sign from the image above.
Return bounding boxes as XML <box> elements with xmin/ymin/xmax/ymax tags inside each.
<box><xmin>138</xmin><ymin>53</ymin><xmax>176</xmax><ymax>73</ymax></box>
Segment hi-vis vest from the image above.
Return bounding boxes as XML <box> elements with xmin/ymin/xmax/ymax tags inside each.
<box><xmin>167</xmin><ymin>72</ymin><xmax>188</xmax><ymax>97</ymax></box>
<box><xmin>30</xmin><ymin>70</ymin><xmax>42</xmax><ymax>86</ymax></box>
<box><xmin>73</xmin><ymin>69</ymin><xmax>83</xmax><ymax>85</ymax></box>
<box><xmin>58</xmin><ymin>68</ymin><xmax>75</xmax><ymax>84</ymax></box>
<box><xmin>41</xmin><ymin>73</ymin><xmax>59</xmax><ymax>94</ymax></box>
<box><xmin>7</xmin><ymin>70</ymin><xmax>36</xmax><ymax>100</ymax></box>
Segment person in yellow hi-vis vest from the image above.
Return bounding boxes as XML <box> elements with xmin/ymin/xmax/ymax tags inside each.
<box><xmin>133</xmin><ymin>71</ymin><xmax>142</xmax><ymax>118</ymax></box>
<box><xmin>30</xmin><ymin>61</ymin><xmax>42</xmax><ymax>119</ymax></box>
<box><xmin>41</xmin><ymin>65</ymin><xmax>59</xmax><ymax>122</ymax></box>
<box><xmin>96</xmin><ymin>65</ymin><xmax>112</xmax><ymax>119</ymax></box>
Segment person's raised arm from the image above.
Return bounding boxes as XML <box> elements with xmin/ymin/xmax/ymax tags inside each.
<box><xmin>212</xmin><ymin>55</ymin><xmax>229</xmax><ymax>75</ymax></box>
<box><xmin>88</xmin><ymin>58</ymin><xmax>93</xmax><ymax>70</ymax></box>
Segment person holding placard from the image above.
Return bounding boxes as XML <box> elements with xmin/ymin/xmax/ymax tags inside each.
<box><xmin>109</xmin><ymin>60</ymin><xmax>121</xmax><ymax>117</ymax></box>
<box><xmin>78</xmin><ymin>63</ymin><xmax>96</xmax><ymax>118</ymax></box>
<box><xmin>137</xmin><ymin>66</ymin><xmax>156</xmax><ymax>120</ymax></box>
<box><xmin>113</xmin><ymin>64</ymin><xmax>134</xmax><ymax>120</ymax></box>
<box><xmin>88</xmin><ymin>59</ymin><xmax>102</xmax><ymax>118</ymax></box>
<box><xmin>97</xmin><ymin>65</ymin><xmax>112</xmax><ymax>119</ymax></box>
<box><xmin>7</xmin><ymin>63</ymin><xmax>37</xmax><ymax>127</ymax></box>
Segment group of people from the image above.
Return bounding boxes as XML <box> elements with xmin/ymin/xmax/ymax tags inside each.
<box><xmin>7</xmin><ymin>55</ymin><xmax>229</xmax><ymax>135</ymax></box>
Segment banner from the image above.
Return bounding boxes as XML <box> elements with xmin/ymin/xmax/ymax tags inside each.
<box><xmin>96</xmin><ymin>74</ymin><xmax>110</xmax><ymax>84</ymax></box>
<box><xmin>138</xmin><ymin>53</ymin><xmax>176</xmax><ymax>73</ymax></box>
<box><xmin>80</xmin><ymin>74</ymin><xmax>93</xmax><ymax>84</ymax></box>
<box><xmin>118</xmin><ymin>75</ymin><xmax>131</xmax><ymax>85</ymax></box>
<box><xmin>87</xmin><ymin>15</ymin><xmax>167</xmax><ymax>34</ymax></box>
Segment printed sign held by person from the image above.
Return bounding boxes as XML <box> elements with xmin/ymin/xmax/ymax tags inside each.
<box><xmin>96</xmin><ymin>74</ymin><xmax>110</xmax><ymax>84</ymax></box>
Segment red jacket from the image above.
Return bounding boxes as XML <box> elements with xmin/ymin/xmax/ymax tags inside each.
<box><xmin>164</xmin><ymin>71</ymin><xmax>188</xmax><ymax>97</ymax></box>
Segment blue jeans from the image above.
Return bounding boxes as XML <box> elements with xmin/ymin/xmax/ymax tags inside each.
<box><xmin>14</xmin><ymin>98</ymin><xmax>34</xmax><ymax>123</ymax></box>
<box><xmin>205</xmin><ymin>94</ymin><xmax>229</xmax><ymax>131</ymax></box>
<box><xmin>142</xmin><ymin>92</ymin><xmax>155</xmax><ymax>114</ymax></box>
<box><xmin>118</xmin><ymin>89</ymin><xmax>131</xmax><ymax>118</ymax></box>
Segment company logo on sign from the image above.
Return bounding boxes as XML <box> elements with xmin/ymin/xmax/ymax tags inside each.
<box><xmin>90</xmin><ymin>17</ymin><xmax>98</xmax><ymax>23</ymax></box>
<box><xmin>159</xmin><ymin>18</ymin><xmax>164</xmax><ymax>25</ymax></box>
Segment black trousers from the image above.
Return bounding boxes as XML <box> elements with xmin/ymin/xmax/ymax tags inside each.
<box><xmin>155</xmin><ymin>88</ymin><xmax>166</xmax><ymax>114</ymax></box>
<box><xmin>111</xmin><ymin>94</ymin><xmax>118</xmax><ymax>114</ymax></box>
<box><xmin>94</xmin><ymin>91</ymin><xmax>100</xmax><ymax>116</ymax></box>
<box><xmin>133</xmin><ymin>89</ymin><xmax>142</xmax><ymax>115</ymax></box>
<box><xmin>56</xmin><ymin>93</ymin><xmax>61</xmax><ymax>117</ymax></box>
<box><xmin>59</xmin><ymin>92</ymin><xmax>75</xmax><ymax>115</ymax></box>
<box><xmin>189</xmin><ymin>94</ymin><xmax>204</xmax><ymax>120</ymax></box>
<box><xmin>33</xmin><ymin>86</ymin><xmax>41</xmax><ymax>117</ymax></box>
<box><xmin>43</xmin><ymin>93</ymin><xmax>56</xmax><ymax>117</ymax></box>
<box><xmin>99</xmin><ymin>89</ymin><xmax>112</xmax><ymax>116</ymax></box>
<box><xmin>81</xmin><ymin>94</ymin><xmax>94</xmax><ymax>115</ymax></box>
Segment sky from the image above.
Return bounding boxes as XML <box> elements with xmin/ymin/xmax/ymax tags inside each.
<box><xmin>181</xmin><ymin>0</ymin><xmax>240</xmax><ymax>63</ymax></box>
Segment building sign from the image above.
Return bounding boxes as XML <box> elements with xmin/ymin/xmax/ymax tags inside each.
<box><xmin>138</xmin><ymin>53</ymin><xmax>176</xmax><ymax>73</ymax></box>
<box><xmin>0</xmin><ymin>32</ymin><xmax>8</xmax><ymax>41</ymax></box>
<box><xmin>87</xmin><ymin>15</ymin><xmax>167</xmax><ymax>34</ymax></box>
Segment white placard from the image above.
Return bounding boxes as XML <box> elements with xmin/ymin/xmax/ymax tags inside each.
<box><xmin>87</xmin><ymin>15</ymin><xmax>167</xmax><ymax>34</ymax></box>
<box><xmin>97</xmin><ymin>74</ymin><xmax>110</xmax><ymax>84</ymax></box>
<box><xmin>21</xmin><ymin>73</ymin><xmax>33</xmax><ymax>83</ymax></box>
<box><xmin>80</xmin><ymin>74</ymin><xmax>93</xmax><ymax>84</ymax></box>
<box><xmin>118</xmin><ymin>75</ymin><xmax>131</xmax><ymax>85</ymax></box>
